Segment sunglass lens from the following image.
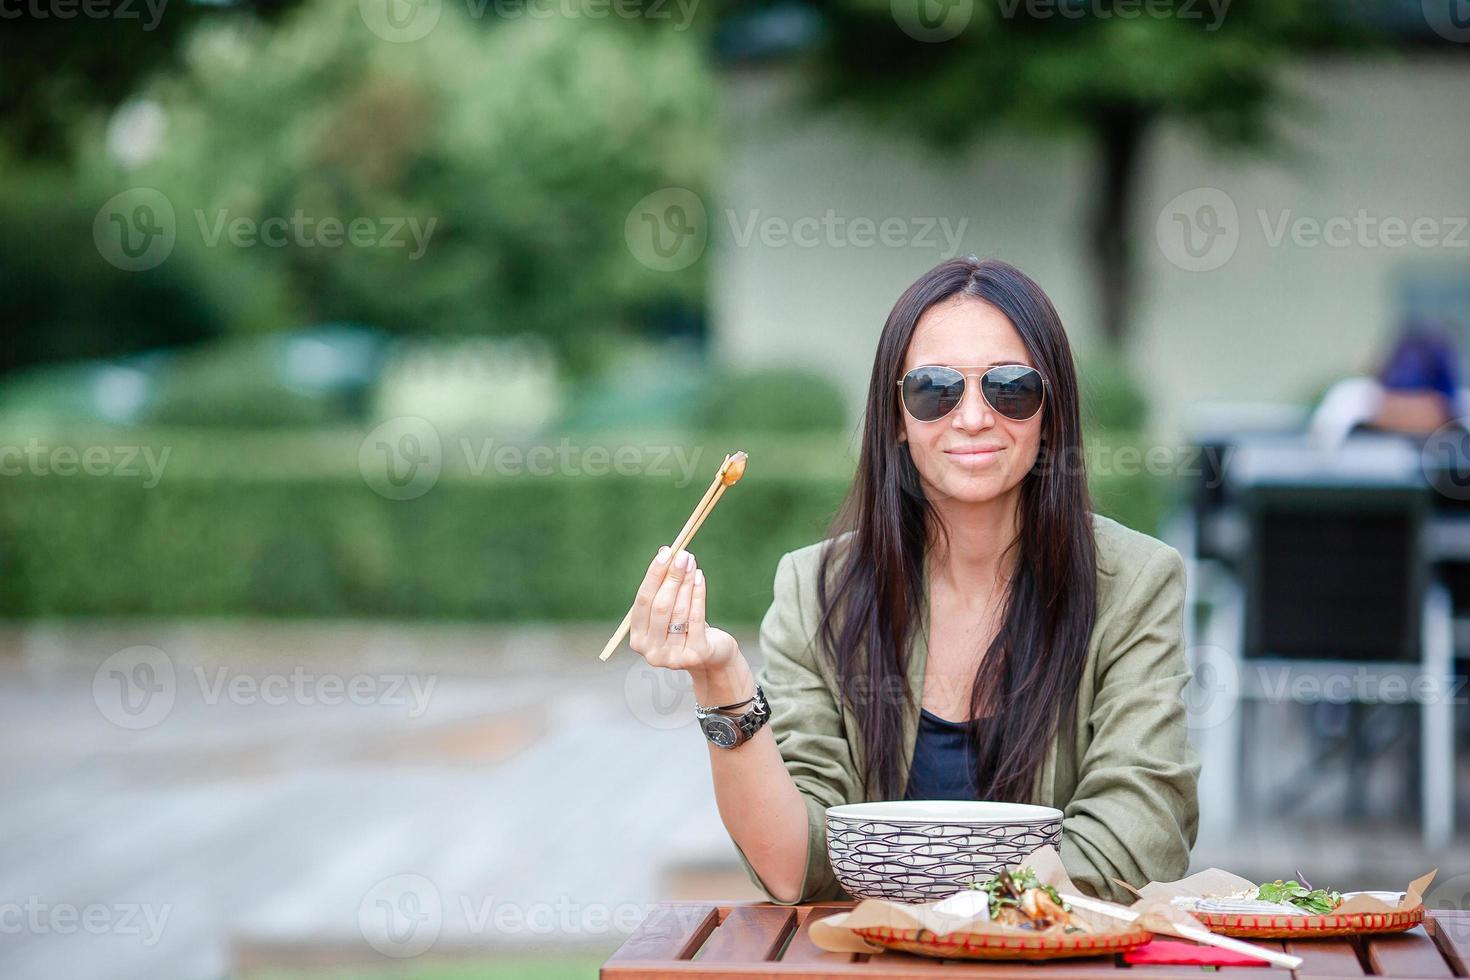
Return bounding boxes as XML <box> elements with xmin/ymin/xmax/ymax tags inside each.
<box><xmin>981</xmin><ymin>365</ymin><xmax>1044</xmax><ymax>420</ymax></box>
<box><xmin>902</xmin><ymin>366</ymin><xmax>965</xmax><ymax>422</ymax></box>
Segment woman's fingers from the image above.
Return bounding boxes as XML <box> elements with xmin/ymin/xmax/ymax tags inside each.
<box><xmin>645</xmin><ymin>550</ymin><xmax>692</xmax><ymax>665</ymax></box>
<box><xmin>688</xmin><ymin>566</ymin><xmax>707</xmax><ymax>638</ymax></box>
<box><xmin>629</xmin><ymin>545</ymin><xmax>673</xmax><ymax>652</ymax></box>
<box><xmin>666</xmin><ymin>556</ymin><xmax>697</xmax><ymax>663</ymax></box>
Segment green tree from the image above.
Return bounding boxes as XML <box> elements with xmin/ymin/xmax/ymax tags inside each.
<box><xmin>768</xmin><ymin>0</ymin><xmax>1404</xmax><ymax>347</ymax></box>
<box><xmin>70</xmin><ymin>0</ymin><xmax>714</xmax><ymax>374</ymax></box>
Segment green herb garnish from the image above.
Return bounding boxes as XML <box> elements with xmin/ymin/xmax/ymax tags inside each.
<box><xmin>966</xmin><ymin>867</ymin><xmax>1071</xmax><ymax>919</ymax></box>
<box><xmin>1255</xmin><ymin>880</ymin><xmax>1343</xmax><ymax>915</ymax></box>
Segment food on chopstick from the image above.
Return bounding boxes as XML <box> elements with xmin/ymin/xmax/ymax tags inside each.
<box><xmin>966</xmin><ymin>868</ymin><xmax>1093</xmax><ymax>933</ymax></box>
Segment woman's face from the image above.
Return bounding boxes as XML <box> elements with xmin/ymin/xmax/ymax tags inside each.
<box><xmin>898</xmin><ymin>295</ymin><xmax>1044</xmax><ymax>505</ymax></box>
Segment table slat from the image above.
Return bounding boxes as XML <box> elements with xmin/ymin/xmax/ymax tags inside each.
<box><xmin>696</xmin><ymin>906</ymin><xmax>796</xmax><ymax>963</ymax></box>
<box><xmin>1284</xmin><ymin>937</ymin><xmax>1366</xmax><ymax>977</ymax></box>
<box><xmin>780</xmin><ymin>905</ymin><xmax>857</xmax><ymax>965</ymax></box>
<box><xmin>1364</xmin><ymin>926</ymin><xmax>1455</xmax><ymax>978</ymax></box>
<box><xmin>1213</xmin><ymin>939</ymin><xmax>1294</xmax><ymax>976</ymax></box>
<box><xmin>1427</xmin><ymin>911</ymin><xmax>1470</xmax><ymax>977</ymax></box>
<box><xmin>603</xmin><ymin>903</ymin><xmax>719</xmax><ymax>964</ymax></box>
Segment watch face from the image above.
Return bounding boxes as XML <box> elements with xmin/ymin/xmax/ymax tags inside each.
<box><xmin>704</xmin><ymin>716</ymin><xmax>740</xmax><ymax>747</ymax></box>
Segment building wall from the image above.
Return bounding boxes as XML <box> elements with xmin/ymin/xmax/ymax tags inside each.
<box><xmin>710</xmin><ymin>57</ymin><xmax>1470</xmax><ymax>443</ymax></box>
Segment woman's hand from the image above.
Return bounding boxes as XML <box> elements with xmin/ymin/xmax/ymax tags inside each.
<box><xmin>628</xmin><ymin>546</ymin><xmax>747</xmax><ymax>697</ymax></box>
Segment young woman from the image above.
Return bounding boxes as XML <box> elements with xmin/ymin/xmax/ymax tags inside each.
<box><xmin>627</xmin><ymin>257</ymin><xmax>1199</xmax><ymax>905</ymax></box>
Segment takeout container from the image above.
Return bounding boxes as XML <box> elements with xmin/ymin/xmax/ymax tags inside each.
<box><xmin>825</xmin><ymin>800</ymin><xmax>1063</xmax><ymax>903</ymax></box>
<box><xmin>1123</xmin><ymin>868</ymin><xmax>1437</xmax><ymax>938</ymax></box>
<box><xmin>810</xmin><ymin>843</ymin><xmax>1200</xmax><ymax>961</ymax></box>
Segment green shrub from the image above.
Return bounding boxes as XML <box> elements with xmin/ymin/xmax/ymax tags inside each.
<box><xmin>0</xmin><ymin>426</ymin><xmax>1167</xmax><ymax>621</ymax></box>
<box><xmin>694</xmin><ymin>368</ymin><xmax>849</xmax><ymax>435</ymax></box>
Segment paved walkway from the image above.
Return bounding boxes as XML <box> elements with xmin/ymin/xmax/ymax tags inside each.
<box><xmin>1</xmin><ymin>621</ymin><xmax>1464</xmax><ymax>979</ymax></box>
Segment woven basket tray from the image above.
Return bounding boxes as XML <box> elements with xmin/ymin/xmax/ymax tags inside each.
<box><xmin>853</xmin><ymin>923</ymin><xmax>1154</xmax><ymax>960</ymax></box>
<box><xmin>1191</xmin><ymin>905</ymin><xmax>1424</xmax><ymax>939</ymax></box>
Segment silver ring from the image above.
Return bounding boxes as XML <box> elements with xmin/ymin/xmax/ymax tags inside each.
<box><xmin>667</xmin><ymin>622</ymin><xmax>688</xmax><ymax>634</ymax></box>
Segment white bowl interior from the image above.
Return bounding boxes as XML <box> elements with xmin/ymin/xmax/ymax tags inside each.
<box><xmin>826</xmin><ymin>800</ymin><xmax>1062</xmax><ymax>823</ymax></box>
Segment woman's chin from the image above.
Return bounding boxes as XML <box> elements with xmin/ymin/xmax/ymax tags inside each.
<box><xmin>923</xmin><ymin>471</ymin><xmax>1011</xmax><ymax>505</ymax></box>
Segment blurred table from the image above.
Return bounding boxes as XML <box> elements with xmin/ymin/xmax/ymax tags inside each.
<box><xmin>600</xmin><ymin>901</ymin><xmax>1468</xmax><ymax>978</ymax></box>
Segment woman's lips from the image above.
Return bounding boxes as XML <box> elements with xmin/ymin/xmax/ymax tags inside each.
<box><xmin>944</xmin><ymin>447</ymin><xmax>1004</xmax><ymax>464</ymax></box>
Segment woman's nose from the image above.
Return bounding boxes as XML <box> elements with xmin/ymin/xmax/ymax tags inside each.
<box><xmin>953</xmin><ymin>377</ymin><xmax>995</xmax><ymax>431</ymax></box>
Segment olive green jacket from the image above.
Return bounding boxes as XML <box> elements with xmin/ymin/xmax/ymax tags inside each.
<box><xmin>731</xmin><ymin>513</ymin><xmax>1200</xmax><ymax>905</ymax></box>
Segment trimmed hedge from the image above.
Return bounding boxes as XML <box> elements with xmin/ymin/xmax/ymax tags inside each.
<box><xmin>0</xmin><ymin>427</ymin><xmax>1168</xmax><ymax>621</ymax></box>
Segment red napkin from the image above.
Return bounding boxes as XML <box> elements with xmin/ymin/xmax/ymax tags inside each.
<box><xmin>1124</xmin><ymin>939</ymin><xmax>1271</xmax><ymax>967</ymax></box>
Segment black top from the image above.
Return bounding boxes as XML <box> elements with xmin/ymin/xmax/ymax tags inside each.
<box><xmin>903</xmin><ymin>708</ymin><xmax>990</xmax><ymax>800</ymax></box>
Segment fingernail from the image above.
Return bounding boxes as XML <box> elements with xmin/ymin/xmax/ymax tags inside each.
<box><xmin>695</xmin><ymin>569</ymin><xmax>704</xmax><ymax>586</ymax></box>
<box><xmin>675</xmin><ymin>550</ymin><xmax>690</xmax><ymax>570</ymax></box>
<box><xmin>656</xmin><ymin>546</ymin><xmax>671</xmax><ymax>564</ymax></box>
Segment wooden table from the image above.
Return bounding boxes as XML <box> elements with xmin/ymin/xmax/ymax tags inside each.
<box><xmin>601</xmin><ymin>903</ymin><xmax>1470</xmax><ymax>979</ymax></box>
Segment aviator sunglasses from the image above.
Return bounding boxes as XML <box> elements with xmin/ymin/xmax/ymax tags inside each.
<box><xmin>897</xmin><ymin>363</ymin><xmax>1048</xmax><ymax>423</ymax></box>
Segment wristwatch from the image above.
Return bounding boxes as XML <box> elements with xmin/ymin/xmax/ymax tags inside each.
<box><xmin>695</xmin><ymin>685</ymin><xmax>770</xmax><ymax>748</ymax></box>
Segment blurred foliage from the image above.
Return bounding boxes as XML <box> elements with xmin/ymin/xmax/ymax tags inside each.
<box><xmin>0</xmin><ymin>0</ymin><xmax>302</xmax><ymax>160</ymax></box>
<box><xmin>0</xmin><ymin>165</ymin><xmax>227</xmax><ymax>375</ymax></box>
<box><xmin>1079</xmin><ymin>353</ymin><xmax>1149</xmax><ymax>432</ymax></box>
<box><xmin>146</xmin><ymin>328</ymin><xmax>386</xmax><ymax>428</ymax></box>
<box><xmin>4</xmin><ymin>0</ymin><xmax>714</xmax><ymax>375</ymax></box>
<box><xmin>695</xmin><ymin>367</ymin><xmax>850</xmax><ymax>434</ymax></box>
<box><xmin>0</xmin><ymin>426</ymin><xmax>1163</xmax><ymax>620</ymax></box>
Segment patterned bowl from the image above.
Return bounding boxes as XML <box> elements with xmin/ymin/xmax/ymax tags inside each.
<box><xmin>825</xmin><ymin>800</ymin><xmax>1064</xmax><ymax>904</ymax></box>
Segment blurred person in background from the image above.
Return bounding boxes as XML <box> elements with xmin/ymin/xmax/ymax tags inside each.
<box><xmin>1308</xmin><ymin>316</ymin><xmax>1469</xmax><ymax>450</ymax></box>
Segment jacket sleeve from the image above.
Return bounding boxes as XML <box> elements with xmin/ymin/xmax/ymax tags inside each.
<box><xmin>730</xmin><ymin>549</ymin><xmax>862</xmax><ymax>905</ymax></box>
<box><xmin>1059</xmin><ymin>545</ymin><xmax>1201</xmax><ymax>903</ymax></box>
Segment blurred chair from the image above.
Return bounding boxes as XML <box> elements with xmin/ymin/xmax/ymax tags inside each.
<box><xmin>1164</xmin><ymin>402</ymin><xmax>1307</xmax><ymax>655</ymax></box>
<box><xmin>1193</xmin><ymin>436</ymin><xmax>1455</xmax><ymax>850</ymax></box>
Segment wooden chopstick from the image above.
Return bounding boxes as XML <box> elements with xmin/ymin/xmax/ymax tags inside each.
<box><xmin>1058</xmin><ymin>891</ymin><xmax>1303</xmax><ymax>969</ymax></box>
<box><xmin>598</xmin><ymin>451</ymin><xmax>747</xmax><ymax>662</ymax></box>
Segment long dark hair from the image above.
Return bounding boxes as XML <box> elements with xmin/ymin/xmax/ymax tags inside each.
<box><xmin>814</xmin><ymin>257</ymin><xmax>1097</xmax><ymax>803</ymax></box>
